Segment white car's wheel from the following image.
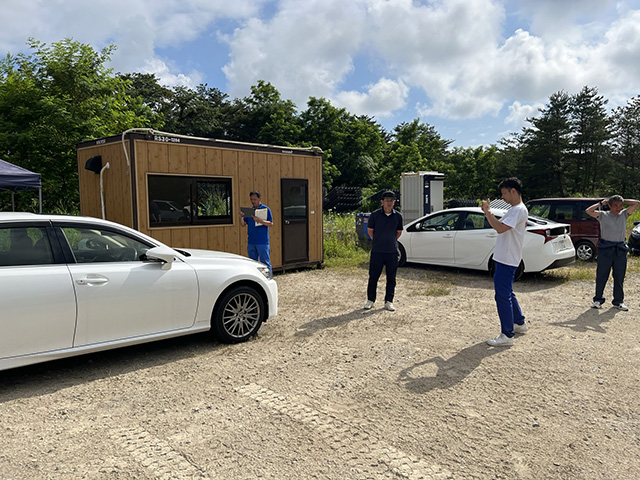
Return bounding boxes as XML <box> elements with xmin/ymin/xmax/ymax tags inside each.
<box><xmin>212</xmin><ymin>286</ymin><xmax>264</xmax><ymax>343</ymax></box>
<box><xmin>398</xmin><ymin>244</ymin><xmax>407</xmax><ymax>267</ymax></box>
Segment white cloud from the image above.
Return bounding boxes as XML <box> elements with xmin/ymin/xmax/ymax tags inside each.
<box><xmin>505</xmin><ymin>100</ymin><xmax>543</xmax><ymax>126</ymax></box>
<box><xmin>2</xmin><ymin>0</ymin><xmax>640</xmax><ymax>146</ymax></box>
<box><xmin>140</xmin><ymin>58</ymin><xmax>202</xmax><ymax>89</ymax></box>
<box><xmin>222</xmin><ymin>0</ymin><xmax>369</xmax><ymax>107</ymax></box>
<box><xmin>333</xmin><ymin>78</ymin><xmax>409</xmax><ymax>118</ymax></box>
<box><xmin>0</xmin><ymin>0</ymin><xmax>264</xmax><ymax>86</ymax></box>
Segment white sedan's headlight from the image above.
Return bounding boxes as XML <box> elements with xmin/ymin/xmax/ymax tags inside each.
<box><xmin>258</xmin><ymin>265</ymin><xmax>272</xmax><ymax>280</ymax></box>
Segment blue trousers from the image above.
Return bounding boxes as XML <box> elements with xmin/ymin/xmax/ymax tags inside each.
<box><xmin>367</xmin><ymin>251</ymin><xmax>398</xmax><ymax>303</ymax></box>
<box><xmin>594</xmin><ymin>246</ymin><xmax>627</xmax><ymax>306</ymax></box>
<box><xmin>494</xmin><ymin>261</ymin><xmax>525</xmax><ymax>337</ymax></box>
<box><xmin>248</xmin><ymin>244</ymin><xmax>272</xmax><ymax>275</ymax></box>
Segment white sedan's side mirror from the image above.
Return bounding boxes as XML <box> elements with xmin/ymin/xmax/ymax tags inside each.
<box><xmin>144</xmin><ymin>246</ymin><xmax>176</xmax><ymax>270</ymax></box>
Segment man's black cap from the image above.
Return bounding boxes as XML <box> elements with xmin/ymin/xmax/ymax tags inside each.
<box><xmin>381</xmin><ymin>190</ymin><xmax>396</xmax><ymax>199</ymax></box>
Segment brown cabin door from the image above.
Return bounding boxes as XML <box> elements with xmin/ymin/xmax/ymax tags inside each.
<box><xmin>281</xmin><ymin>178</ymin><xmax>308</xmax><ymax>265</ymax></box>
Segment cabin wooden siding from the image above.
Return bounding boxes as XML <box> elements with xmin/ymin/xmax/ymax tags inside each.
<box><xmin>77</xmin><ymin>135</ymin><xmax>323</xmax><ymax>270</ymax></box>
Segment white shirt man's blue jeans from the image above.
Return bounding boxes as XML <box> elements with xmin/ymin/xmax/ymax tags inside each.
<box><xmin>494</xmin><ymin>261</ymin><xmax>526</xmax><ymax>337</ymax></box>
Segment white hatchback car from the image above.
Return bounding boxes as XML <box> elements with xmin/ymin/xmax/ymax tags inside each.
<box><xmin>397</xmin><ymin>207</ymin><xmax>575</xmax><ymax>279</ymax></box>
<box><xmin>0</xmin><ymin>212</ymin><xmax>278</xmax><ymax>371</ymax></box>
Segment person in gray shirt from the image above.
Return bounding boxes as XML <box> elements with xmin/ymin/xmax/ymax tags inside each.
<box><xmin>586</xmin><ymin>195</ymin><xmax>639</xmax><ymax>311</ymax></box>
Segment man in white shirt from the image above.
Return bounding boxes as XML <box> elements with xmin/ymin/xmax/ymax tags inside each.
<box><xmin>481</xmin><ymin>178</ymin><xmax>529</xmax><ymax>347</ymax></box>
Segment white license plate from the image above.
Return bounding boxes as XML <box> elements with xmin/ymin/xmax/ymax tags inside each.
<box><xmin>554</xmin><ymin>237</ymin><xmax>570</xmax><ymax>251</ymax></box>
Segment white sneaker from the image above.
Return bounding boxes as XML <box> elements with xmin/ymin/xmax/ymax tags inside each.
<box><xmin>364</xmin><ymin>300</ymin><xmax>374</xmax><ymax>310</ymax></box>
<box><xmin>486</xmin><ymin>333</ymin><xmax>514</xmax><ymax>347</ymax></box>
<box><xmin>384</xmin><ymin>301</ymin><xmax>396</xmax><ymax>311</ymax></box>
<box><xmin>514</xmin><ymin>322</ymin><xmax>528</xmax><ymax>334</ymax></box>
<box><xmin>613</xmin><ymin>303</ymin><xmax>629</xmax><ymax>311</ymax></box>
<box><xmin>591</xmin><ymin>301</ymin><xmax>602</xmax><ymax>309</ymax></box>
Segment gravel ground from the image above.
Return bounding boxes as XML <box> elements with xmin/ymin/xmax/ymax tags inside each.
<box><xmin>0</xmin><ymin>262</ymin><xmax>639</xmax><ymax>480</ymax></box>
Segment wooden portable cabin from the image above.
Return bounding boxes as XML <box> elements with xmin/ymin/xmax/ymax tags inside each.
<box><xmin>76</xmin><ymin>130</ymin><xmax>324</xmax><ymax>271</ymax></box>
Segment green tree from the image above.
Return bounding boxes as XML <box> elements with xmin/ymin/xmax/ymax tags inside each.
<box><xmin>0</xmin><ymin>38</ymin><xmax>157</xmax><ymax>212</ymax></box>
<box><xmin>610</xmin><ymin>95</ymin><xmax>640</xmax><ymax>198</ymax></box>
<box><xmin>442</xmin><ymin>146</ymin><xmax>498</xmax><ymax>199</ymax></box>
<box><xmin>378</xmin><ymin>119</ymin><xmax>451</xmax><ymax>189</ymax></box>
<box><xmin>569</xmin><ymin>86</ymin><xmax>612</xmax><ymax>195</ymax></box>
<box><xmin>300</xmin><ymin>98</ymin><xmax>384</xmax><ymax>190</ymax></box>
<box><xmin>518</xmin><ymin>91</ymin><xmax>572</xmax><ymax>197</ymax></box>
<box><xmin>118</xmin><ymin>72</ymin><xmax>173</xmax><ymax>116</ymax></box>
<box><xmin>228</xmin><ymin>80</ymin><xmax>301</xmax><ymax>146</ymax></box>
<box><xmin>162</xmin><ymin>84</ymin><xmax>230</xmax><ymax>139</ymax></box>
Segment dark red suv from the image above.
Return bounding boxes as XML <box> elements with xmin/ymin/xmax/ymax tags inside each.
<box><xmin>525</xmin><ymin>198</ymin><xmax>603</xmax><ymax>261</ymax></box>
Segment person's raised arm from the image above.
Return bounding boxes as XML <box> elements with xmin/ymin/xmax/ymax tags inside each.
<box><xmin>624</xmin><ymin>198</ymin><xmax>640</xmax><ymax>215</ymax></box>
<box><xmin>585</xmin><ymin>199</ymin><xmax>603</xmax><ymax>219</ymax></box>
<box><xmin>481</xmin><ymin>199</ymin><xmax>511</xmax><ymax>234</ymax></box>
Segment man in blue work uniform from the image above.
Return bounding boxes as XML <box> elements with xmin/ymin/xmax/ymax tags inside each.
<box><xmin>364</xmin><ymin>190</ymin><xmax>403</xmax><ymax>311</ymax></box>
<box><xmin>240</xmin><ymin>190</ymin><xmax>273</xmax><ymax>275</ymax></box>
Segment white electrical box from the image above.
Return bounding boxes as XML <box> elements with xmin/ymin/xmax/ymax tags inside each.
<box><xmin>400</xmin><ymin>171</ymin><xmax>445</xmax><ymax>225</ymax></box>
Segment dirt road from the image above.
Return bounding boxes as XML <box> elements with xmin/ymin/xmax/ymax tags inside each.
<box><xmin>1</xmin><ymin>264</ymin><xmax>639</xmax><ymax>479</ymax></box>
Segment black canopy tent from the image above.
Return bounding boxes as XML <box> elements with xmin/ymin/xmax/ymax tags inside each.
<box><xmin>0</xmin><ymin>159</ymin><xmax>42</xmax><ymax>213</ymax></box>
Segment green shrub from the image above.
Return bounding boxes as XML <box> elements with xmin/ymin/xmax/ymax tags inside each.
<box><xmin>323</xmin><ymin>212</ymin><xmax>370</xmax><ymax>268</ymax></box>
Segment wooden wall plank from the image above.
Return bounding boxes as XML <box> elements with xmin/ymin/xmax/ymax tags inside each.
<box><xmin>136</xmin><ymin>143</ymin><xmax>150</xmax><ymax>232</ymax></box>
<box><xmin>237</xmin><ymin>152</ymin><xmax>253</xmax><ymax>257</ymax></box>
<box><xmin>148</xmin><ymin>143</ymin><xmax>169</xmax><ymax>172</ymax></box>
<box><xmin>189</xmin><ymin>146</ymin><xmax>206</xmax><ymax>173</ymax></box>
<box><xmin>150</xmin><ymin>229</ymin><xmax>172</xmax><ymax>245</ymax></box>
<box><xmin>281</xmin><ymin>154</ymin><xmax>294</xmax><ymax>179</ymax></box>
<box><xmin>222</xmin><ymin>150</ymin><xmax>240</xmax><ymax>255</ymax></box>
<box><xmin>169</xmin><ymin>145</ymin><xmax>188</xmax><ymax>173</ymax></box>
<box><xmin>189</xmin><ymin>227</ymin><xmax>208</xmax><ymax>249</ymax></box>
<box><xmin>171</xmin><ymin>228</ymin><xmax>190</xmax><ymax>248</ymax></box>
<box><xmin>207</xmin><ymin>226</ymin><xmax>225</xmax><ymax>252</ymax></box>
<box><xmin>311</xmin><ymin>156</ymin><xmax>323</xmax><ymax>262</ymax></box>
<box><xmin>292</xmin><ymin>154</ymin><xmax>305</xmax><ymax>179</ymax></box>
<box><xmin>252</xmin><ymin>153</ymin><xmax>268</xmax><ymax>198</ymax></box>
<box><xmin>267</xmin><ymin>154</ymin><xmax>282</xmax><ymax>267</ymax></box>
<box><xmin>205</xmin><ymin>148</ymin><xmax>223</xmax><ymax>175</ymax></box>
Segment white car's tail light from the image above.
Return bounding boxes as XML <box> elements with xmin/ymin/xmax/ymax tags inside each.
<box><xmin>529</xmin><ymin>228</ymin><xmax>556</xmax><ymax>243</ymax></box>
<box><xmin>530</xmin><ymin>226</ymin><xmax>569</xmax><ymax>243</ymax></box>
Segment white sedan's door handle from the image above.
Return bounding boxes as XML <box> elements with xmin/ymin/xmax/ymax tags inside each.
<box><xmin>443</xmin><ymin>234</ymin><xmax>454</xmax><ymax>238</ymax></box>
<box><xmin>76</xmin><ymin>275</ymin><xmax>109</xmax><ymax>286</ymax></box>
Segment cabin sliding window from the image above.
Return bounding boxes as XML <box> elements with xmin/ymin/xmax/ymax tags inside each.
<box><xmin>148</xmin><ymin>175</ymin><xmax>232</xmax><ymax>226</ymax></box>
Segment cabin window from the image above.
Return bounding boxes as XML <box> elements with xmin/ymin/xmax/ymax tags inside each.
<box><xmin>148</xmin><ymin>175</ymin><xmax>232</xmax><ymax>226</ymax></box>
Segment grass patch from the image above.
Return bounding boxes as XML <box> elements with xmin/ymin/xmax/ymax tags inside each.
<box><xmin>535</xmin><ymin>254</ymin><xmax>640</xmax><ymax>283</ymax></box>
<box><xmin>540</xmin><ymin>262</ymin><xmax>595</xmax><ymax>282</ymax></box>
<box><xmin>410</xmin><ymin>275</ymin><xmax>453</xmax><ymax>296</ymax></box>
<box><xmin>323</xmin><ymin>212</ymin><xmax>370</xmax><ymax>269</ymax></box>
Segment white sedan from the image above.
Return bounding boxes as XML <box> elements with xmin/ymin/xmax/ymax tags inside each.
<box><xmin>397</xmin><ymin>207</ymin><xmax>575</xmax><ymax>279</ymax></box>
<box><xmin>0</xmin><ymin>212</ymin><xmax>278</xmax><ymax>371</ymax></box>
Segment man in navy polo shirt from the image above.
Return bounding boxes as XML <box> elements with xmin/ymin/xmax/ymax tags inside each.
<box><xmin>364</xmin><ymin>190</ymin><xmax>403</xmax><ymax>311</ymax></box>
<box><xmin>240</xmin><ymin>190</ymin><xmax>273</xmax><ymax>275</ymax></box>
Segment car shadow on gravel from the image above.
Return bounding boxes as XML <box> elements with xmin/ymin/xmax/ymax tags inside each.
<box><xmin>397</xmin><ymin>342</ymin><xmax>504</xmax><ymax>394</ymax></box>
<box><xmin>295</xmin><ymin>308</ymin><xmax>377</xmax><ymax>337</ymax></box>
<box><xmin>549</xmin><ymin>307</ymin><xmax>618</xmax><ymax>334</ymax></box>
<box><xmin>0</xmin><ymin>332</ymin><xmax>222</xmax><ymax>401</ymax></box>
